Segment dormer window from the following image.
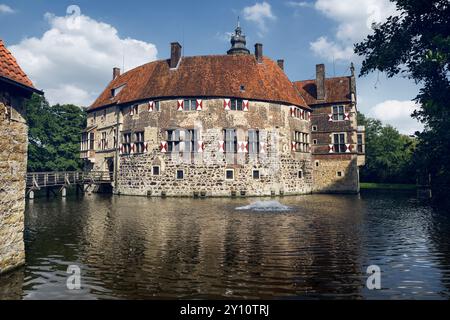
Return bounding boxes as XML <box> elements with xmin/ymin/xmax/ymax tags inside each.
<box><xmin>240</xmin><ymin>85</ymin><xmax>245</xmax><ymax>92</ymax></box>
<box><xmin>111</xmin><ymin>84</ymin><xmax>125</xmax><ymax>97</ymax></box>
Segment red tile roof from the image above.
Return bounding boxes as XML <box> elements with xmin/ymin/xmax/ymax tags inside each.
<box><xmin>90</xmin><ymin>55</ymin><xmax>309</xmax><ymax>111</ymax></box>
<box><xmin>293</xmin><ymin>77</ymin><xmax>352</xmax><ymax>105</ymax></box>
<box><xmin>0</xmin><ymin>39</ymin><xmax>35</xmax><ymax>89</ymax></box>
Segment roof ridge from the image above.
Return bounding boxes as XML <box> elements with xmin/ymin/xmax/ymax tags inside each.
<box><xmin>0</xmin><ymin>39</ymin><xmax>36</xmax><ymax>89</ymax></box>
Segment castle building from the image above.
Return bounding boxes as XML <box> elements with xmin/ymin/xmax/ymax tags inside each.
<box><xmin>82</xmin><ymin>25</ymin><xmax>365</xmax><ymax>197</ymax></box>
<box><xmin>0</xmin><ymin>40</ymin><xmax>42</xmax><ymax>274</ymax></box>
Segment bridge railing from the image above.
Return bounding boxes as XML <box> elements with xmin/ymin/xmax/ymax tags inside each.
<box><xmin>26</xmin><ymin>171</ymin><xmax>112</xmax><ymax>188</ymax></box>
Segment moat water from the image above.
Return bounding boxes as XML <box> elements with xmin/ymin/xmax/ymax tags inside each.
<box><xmin>1</xmin><ymin>191</ymin><xmax>450</xmax><ymax>300</ymax></box>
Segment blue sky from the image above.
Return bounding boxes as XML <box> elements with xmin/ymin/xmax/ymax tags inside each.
<box><xmin>0</xmin><ymin>0</ymin><xmax>422</xmax><ymax>134</ymax></box>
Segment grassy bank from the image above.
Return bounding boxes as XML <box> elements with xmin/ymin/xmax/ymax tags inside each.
<box><xmin>360</xmin><ymin>182</ymin><xmax>416</xmax><ymax>190</ymax></box>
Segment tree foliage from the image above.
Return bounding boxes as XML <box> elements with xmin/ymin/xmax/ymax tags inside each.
<box><xmin>358</xmin><ymin>112</ymin><xmax>416</xmax><ymax>184</ymax></box>
<box><xmin>355</xmin><ymin>0</ymin><xmax>450</xmax><ymax>195</ymax></box>
<box><xmin>25</xmin><ymin>94</ymin><xmax>86</xmax><ymax>172</ymax></box>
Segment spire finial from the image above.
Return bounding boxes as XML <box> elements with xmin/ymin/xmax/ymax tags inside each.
<box><xmin>237</xmin><ymin>16</ymin><xmax>240</xmax><ymax>28</ymax></box>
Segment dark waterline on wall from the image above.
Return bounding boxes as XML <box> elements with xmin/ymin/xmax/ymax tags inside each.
<box><xmin>1</xmin><ymin>191</ymin><xmax>450</xmax><ymax>299</ymax></box>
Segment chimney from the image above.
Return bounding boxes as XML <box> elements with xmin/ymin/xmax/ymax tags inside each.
<box><xmin>170</xmin><ymin>42</ymin><xmax>182</xmax><ymax>69</ymax></box>
<box><xmin>113</xmin><ymin>67</ymin><xmax>121</xmax><ymax>80</ymax></box>
<box><xmin>316</xmin><ymin>64</ymin><xmax>326</xmax><ymax>100</ymax></box>
<box><xmin>255</xmin><ymin>43</ymin><xmax>263</xmax><ymax>63</ymax></box>
<box><xmin>277</xmin><ymin>59</ymin><xmax>284</xmax><ymax>71</ymax></box>
<box><xmin>350</xmin><ymin>62</ymin><xmax>357</xmax><ymax>102</ymax></box>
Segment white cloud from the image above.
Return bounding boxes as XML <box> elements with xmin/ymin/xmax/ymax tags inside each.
<box><xmin>0</xmin><ymin>4</ymin><xmax>14</xmax><ymax>13</ymax></box>
<box><xmin>9</xmin><ymin>12</ymin><xmax>157</xmax><ymax>107</ymax></box>
<box><xmin>370</xmin><ymin>100</ymin><xmax>423</xmax><ymax>135</ymax></box>
<box><xmin>242</xmin><ymin>2</ymin><xmax>276</xmax><ymax>36</ymax></box>
<box><xmin>309</xmin><ymin>36</ymin><xmax>355</xmax><ymax>61</ymax></box>
<box><xmin>215</xmin><ymin>31</ymin><xmax>233</xmax><ymax>42</ymax></box>
<box><xmin>310</xmin><ymin>0</ymin><xmax>398</xmax><ymax>62</ymax></box>
<box><xmin>286</xmin><ymin>1</ymin><xmax>312</xmax><ymax>8</ymax></box>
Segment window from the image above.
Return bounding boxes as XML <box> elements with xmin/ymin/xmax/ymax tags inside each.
<box><xmin>122</xmin><ymin>132</ymin><xmax>131</xmax><ymax>154</ymax></box>
<box><xmin>293</xmin><ymin>131</ymin><xmax>309</xmax><ymax>153</ymax></box>
<box><xmin>113</xmin><ymin>130</ymin><xmax>118</xmax><ymax>149</ymax></box>
<box><xmin>298</xmin><ymin>170</ymin><xmax>303</xmax><ymax>179</ymax></box>
<box><xmin>100</xmin><ymin>132</ymin><xmax>107</xmax><ymax>150</ymax></box>
<box><xmin>102</xmin><ymin>109</ymin><xmax>107</xmax><ymax>121</ymax></box>
<box><xmin>333</xmin><ymin>133</ymin><xmax>346</xmax><ymax>153</ymax></box>
<box><xmin>134</xmin><ymin>131</ymin><xmax>145</xmax><ymax>153</ymax></box>
<box><xmin>81</xmin><ymin>133</ymin><xmax>88</xmax><ymax>151</ymax></box>
<box><xmin>337</xmin><ymin>171</ymin><xmax>343</xmax><ymax>177</ymax></box>
<box><xmin>240</xmin><ymin>85</ymin><xmax>245</xmax><ymax>92</ymax></box>
<box><xmin>230</xmin><ymin>99</ymin><xmax>243</xmax><ymax>111</ymax></box>
<box><xmin>93</xmin><ymin>112</ymin><xmax>97</xmax><ymax>123</ymax></box>
<box><xmin>152</xmin><ymin>166</ymin><xmax>160</xmax><ymax>176</ymax></box>
<box><xmin>357</xmin><ymin>134</ymin><xmax>364</xmax><ymax>153</ymax></box>
<box><xmin>184</xmin><ymin>129</ymin><xmax>198</xmax><ymax>153</ymax></box>
<box><xmin>183</xmin><ymin>99</ymin><xmax>197</xmax><ymax>111</ymax></box>
<box><xmin>89</xmin><ymin>132</ymin><xmax>95</xmax><ymax>150</ymax></box>
<box><xmin>225</xmin><ymin>169</ymin><xmax>234</xmax><ymax>180</ymax></box>
<box><xmin>315</xmin><ymin>160</ymin><xmax>319</xmax><ymax>167</ymax></box>
<box><xmin>332</xmin><ymin>105</ymin><xmax>345</xmax><ymax>121</ymax></box>
<box><xmin>248</xmin><ymin>129</ymin><xmax>259</xmax><ymax>154</ymax></box>
<box><xmin>167</xmin><ymin>129</ymin><xmax>180</xmax><ymax>153</ymax></box>
<box><xmin>176</xmin><ymin>170</ymin><xmax>184</xmax><ymax>180</ymax></box>
<box><xmin>224</xmin><ymin>129</ymin><xmax>237</xmax><ymax>153</ymax></box>
<box><xmin>131</xmin><ymin>104</ymin><xmax>138</xmax><ymax>115</ymax></box>
<box><xmin>111</xmin><ymin>84</ymin><xmax>125</xmax><ymax>97</ymax></box>
<box><xmin>253</xmin><ymin>170</ymin><xmax>260</xmax><ymax>179</ymax></box>
<box><xmin>313</xmin><ymin>139</ymin><xmax>318</xmax><ymax>145</ymax></box>
<box><xmin>312</xmin><ymin>125</ymin><xmax>318</xmax><ymax>131</ymax></box>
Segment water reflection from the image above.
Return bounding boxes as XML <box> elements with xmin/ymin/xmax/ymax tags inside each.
<box><xmin>0</xmin><ymin>191</ymin><xmax>449</xmax><ymax>299</ymax></box>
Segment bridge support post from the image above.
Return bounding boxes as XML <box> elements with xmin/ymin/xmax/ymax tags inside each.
<box><xmin>29</xmin><ymin>190</ymin><xmax>34</xmax><ymax>199</ymax></box>
<box><xmin>61</xmin><ymin>187</ymin><xmax>67</xmax><ymax>197</ymax></box>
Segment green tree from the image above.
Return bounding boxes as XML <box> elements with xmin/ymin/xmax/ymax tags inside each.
<box><xmin>355</xmin><ymin>0</ymin><xmax>450</xmax><ymax>197</ymax></box>
<box><xmin>358</xmin><ymin>112</ymin><xmax>416</xmax><ymax>184</ymax></box>
<box><xmin>25</xmin><ymin>94</ymin><xmax>86</xmax><ymax>172</ymax></box>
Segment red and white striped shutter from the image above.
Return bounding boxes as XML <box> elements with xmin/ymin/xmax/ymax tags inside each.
<box><xmin>119</xmin><ymin>144</ymin><xmax>123</xmax><ymax>155</ymax></box>
<box><xmin>197</xmin><ymin>141</ymin><xmax>204</xmax><ymax>153</ymax></box>
<box><xmin>290</xmin><ymin>106</ymin><xmax>295</xmax><ymax>117</ymax></box>
<box><xmin>328</xmin><ymin>114</ymin><xmax>333</xmax><ymax>121</ymax></box>
<box><xmin>223</xmin><ymin>99</ymin><xmax>231</xmax><ymax>111</ymax></box>
<box><xmin>196</xmin><ymin>99</ymin><xmax>203</xmax><ymax>111</ymax></box>
<box><xmin>219</xmin><ymin>141</ymin><xmax>225</xmax><ymax>152</ymax></box>
<box><xmin>105</xmin><ymin>138</ymin><xmax>108</xmax><ymax>149</ymax></box>
<box><xmin>97</xmin><ymin>140</ymin><xmax>101</xmax><ymax>148</ymax></box>
<box><xmin>144</xmin><ymin>142</ymin><xmax>149</xmax><ymax>153</ymax></box>
<box><xmin>130</xmin><ymin>107</ymin><xmax>134</xmax><ymax>116</ymax></box>
<box><xmin>259</xmin><ymin>142</ymin><xmax>266</xmax><ymax>154</ymax></box>
<box><xmin>345</xmin><ymin>144</ymin><xmax>352</xmax><ymax>153</ymax></box>
<box><xmin>177</xmin><ymin>100</ymin><xmax>184</xmax><ymax>111</ymax></box>
<box><xmin>160</xmin><ymin>141</ymin><xmax>167</xmax><ymax>153</ymax></box>
<box><xmin>328</xmin><ymin>144</ymin><xmax>334</xmax><ymax>153</ymax></box>
<box><xmin>307</xmin><ymin>111</ymin><xmax>311</xmax><ymax>121</ymax></box>
<box><xmin>238</xmin><ymin>141</ymin><xmax>248</xmax><ymax>153</ymax></box>
<box><xmin>130</xmin><ymin>143</ymin><xmax>135</xmax><ymax>154</ymax></box>
<box><xmin>243</xmin><ymin>100</ymin><xmax>249</xmax><ymax>111</ymax></box>
<box><xmin>291</xmin><ymin>141</ymin><xmax>296</xmax><ymax>152</ymax></box>
<box><xmin>301</xmin><ymin>110</ymin><xmax>305</xmax><ymax>120</ymax></box>
<box><xmin>344</xmin><ymin>112</ymin><xmax>350</xmax><ymax>120</ymax></box>
<box><xmin>148</xmin><ymin>101</ymin><xmax>154</xmax><ymax>111</ymax></box>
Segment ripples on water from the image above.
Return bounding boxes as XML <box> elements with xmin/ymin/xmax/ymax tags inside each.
<box><xmin>0</xmin><ymin>191</ymin><xmax>449</xmax><ymax>300</ymax></box>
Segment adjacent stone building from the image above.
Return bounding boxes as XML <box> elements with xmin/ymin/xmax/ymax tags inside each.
<box><xmin>82</xmin><ymin>25</ymin><xmax>365</xmax><ymax>197</ymax></box>
<box><xmin>0</xmin><ymin>40</ymin><xmax>42</xmax><ymax>274</ymax></box>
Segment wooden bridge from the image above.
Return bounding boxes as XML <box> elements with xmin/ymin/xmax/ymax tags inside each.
<box><xmin>26</xmin><ymin>171</ymin><xmax>113</xmax><ymax>198</ymax></box>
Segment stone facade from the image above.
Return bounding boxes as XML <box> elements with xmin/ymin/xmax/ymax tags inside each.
<box><xmin>84</xmin><ymin>99</ymin><xmax>313</xmax><ymax>197</ymax></box>
<box><xmin>0</xmin><ymin>92</ymin><xmax>27</xmax><ymax>274</ymax></box>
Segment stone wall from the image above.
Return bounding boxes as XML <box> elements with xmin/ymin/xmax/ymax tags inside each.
<box><xmin>107</xmin><ymin>98</ymin><xmax>313</xmax><ymax>197</ymax></box>
<box><xmin>0</xmin><ymin>92</ymin><xmax>27</xmax><ymax>274</ymax></box>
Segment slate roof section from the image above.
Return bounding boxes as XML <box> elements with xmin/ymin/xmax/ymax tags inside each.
<box><xmin>90</xmin><ymin>54</ymin><xmax>309</xmax><ymax>111</ymax></box>
<box><xmin>293</xmin><ymin>77</ymin><xmax>352</xmax><ymax>105</ymax></box>
<box><xmin>0</xmin><ymin>39</ymin><xmax>35</xmax><ymax>89</ymax></box>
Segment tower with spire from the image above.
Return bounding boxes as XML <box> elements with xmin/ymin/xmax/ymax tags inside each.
<box><xmin>227</xmin><ymin>17</ymin><xmax>250</xmax><ymax>55</ymax></box>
